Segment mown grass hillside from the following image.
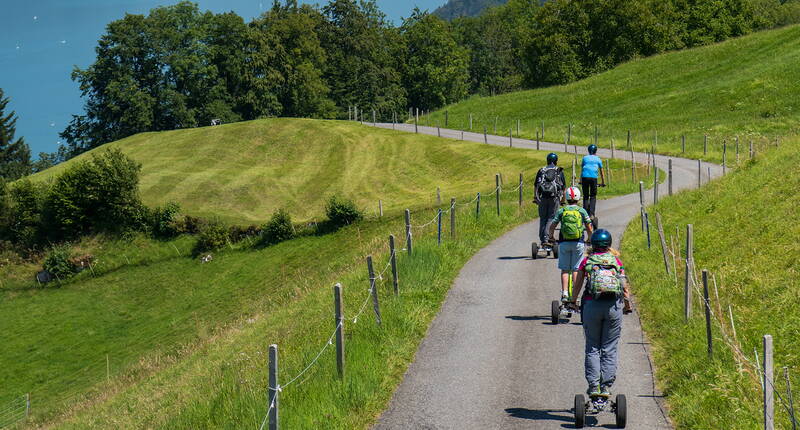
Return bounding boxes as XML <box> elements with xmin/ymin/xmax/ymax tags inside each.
<box><xmin>621</xmin><ymin>139</ymin><xmax>799</xmax><ymax>428</ymax></box>
<box><xmin>423</xmin><ymin>24</ymin><xmax>800</xmax><ymax>162</ymax></box>
<box><xmin>31</xmin><ymin>118</ymin><xmax>612</xmax><ymax>225</ymax></box>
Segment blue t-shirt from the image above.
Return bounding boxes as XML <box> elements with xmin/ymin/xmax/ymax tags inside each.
<box><xmin>581</xmin><ymin>155</ymin><xmax>603</xmax><ymax>179</ymax></box>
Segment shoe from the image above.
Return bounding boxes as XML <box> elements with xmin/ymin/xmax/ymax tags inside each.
<box><xmin>599</xmin><ymin>386</ymin><xmax>611</xmax><ymax>398</ymax></box>
<box><xmin>561</xmin><ymin>292</ymin><xmax>570</xmax><ymax>303</ymax></box>
<box><xmin>587</xmin><ymin>385</ymin><xmax>601</xmax><ymax>397</ymax></box>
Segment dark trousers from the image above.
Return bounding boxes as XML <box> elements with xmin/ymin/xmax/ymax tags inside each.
<box><xmin>581</xmin><ymin>178</ymin><xmax>598</xmax><ymax>217</ymax></box>
<box><xmin>538</xmin><ymin>197</ymin><xmax>560</xmax><ymax>243</ymax></box>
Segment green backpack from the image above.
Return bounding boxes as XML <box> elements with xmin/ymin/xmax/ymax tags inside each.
<box><xmin>586</xmin><ymin>252</ymin><xmax>623</xmax><ymax>299</ymax></box>
<box><xmin>560</xmin><ymin>206</ymin><xmax>585</xmax><ymax>240</ymax></box>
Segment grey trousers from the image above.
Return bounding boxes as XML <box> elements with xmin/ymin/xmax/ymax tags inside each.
<box><xmin>538</xmin><ymin>197</ymin><xmax>559</xmax><ymax>243</ymax></box>
<box><xmin>582</xmin><ymin>297</ymin><xmax>623</xmax><ymax>389</ymax></box>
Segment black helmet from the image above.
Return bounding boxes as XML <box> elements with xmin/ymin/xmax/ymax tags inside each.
<box><xmin>588</xmin><ymin>144</ymin><xmax>598</xmax><ymax>155</ymax></box>
<box><xmin>591</xmin><ymin>229</ymin><xmax>612</xmax><ymax>248</ymax></box>
<box><xmin>546</xmin><ymin>153</ymin><xmax>558</xmax><ymax>164</ymax></box>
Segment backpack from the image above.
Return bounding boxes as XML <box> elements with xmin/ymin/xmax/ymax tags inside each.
<box><xmin>560</xmin><ymin>206</ymin><xmax>585</xmax><ymax>240</ymax></box>
<box><xmin>585</xmin><ymin>252</ymin><xmax>623</xmax><ymax>299</ymax></box>
<box><xmin>537</xmin><ymin>166</ymin><xmax>562</xmax><ymax>198</ymax></box>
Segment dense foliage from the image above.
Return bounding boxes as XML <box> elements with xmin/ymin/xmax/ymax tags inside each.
<box><xmin>0</xmin><ymin>89</ymin><xmax>32</xmax><ymax>181</ymax></box>
<box><xmin>261</xmin><ymin>208</ymin><xmax>295</xmax><ymax>246</ymax></box>
<box><xmin>324</xmin><ymin>195</ymin><xmax>364</xmax><ymax>229</ymax></box>
<box><xmin>54</xmin><ymin>0</ymin><xmax>800</xmax><ymax>160</ymax></box>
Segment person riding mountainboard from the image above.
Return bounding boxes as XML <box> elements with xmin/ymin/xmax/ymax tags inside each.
<box><xmin>581</xmin><ymin>144</ymin><xmax>605</xmax><ymax>218</ymax></box>
<box><xmin>545</xmin><ymin>186</ymin><xmax>593</xmax><ymax>302</ymax></box>
<box><xmin>535</xmin><ymin>153</ymin><xmax>566</xmax><ymax>251</ymax></box>
<box><xmin>569</xmin><ymin>229</ymin><xmax>632</xmax><ymax>398</ymax></box>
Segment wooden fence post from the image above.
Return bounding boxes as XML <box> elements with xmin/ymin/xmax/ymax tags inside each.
<box><xmin>750</xmin><ymin>140</ymin><xmax>755</xmax><ymax>160</ymax></box>
<box><xmin>656</xmin><ymin>213</ymin><xmax>670</xmax><ymax>274</ymax></box>
<box><xmin>644</xmin><ymin>211</ymin><xmax>651</xmax><ymax>248</ymax></box>
<box><xmin>702</xmin><ymin>270</ymin><xmax>713</xmax><ymax>358</ymax></box>
<box><xmin>496</xmin><ymin>174</ymin><xmax>501</xmax><ymax>216</ymax></box>
<box><xmin>268</xmin><ymin>344</ymin><xmax>279</xmax><ymax>430</ymax></box>
<box><xmin>765</xmin><ymin>334</ymin><xmax>774</xmax><ymax>430</ymax></box>
<box><xmin>668</xmin><ymin>159</ymin><xmax>673</xmax><ymax>196</ymax></box>
<box><xmin>437</xmin><ymin>209</ymin><xmax>442</xmax><ymax>246</ymax></box>
<box><xmin>536</xmin><ymin>131</ymin><xmax>540</xmax><ymax>150</ymax></box>
<box><xmin>333</xmin><ymin>284</ymin><xmax>345</xmax><ymax>378</ymax></box>
<box><xmin>437</xmin><ymin>126</ymin><xmax>441</xmax><ymax>138</ymax></box>
<box><xmin>414</xmin><ymin>114</ymin><xmax>418</xmax><ymax>134</ymax></box>
<box><xmin>379</xmin><ymin>200</ymin><xmax>383</xmax><ymax>217</ymax></box>
<box><xmin>567</xmin><ymin>123</ymin><xmax>572</xmax><ymax>145</ymax></box>
<box><xmin>509</xmin><ymin>128</ymin><xmax>513</xmax><ymax>147</ymax></box>
<box><xmin>484</xmin><ymin>126</ymin><xmax>488</xmax><ymax>144</ymax></box>
<box><xmin>445</xmin><ymin>110</ymin><xmax>449</xmax><ymax>127</ymax></box>
<box><xmin>605</xmin><ymin>162</ymin><xmax>611</xmax><ymax>186</ymax></box>
<box><xmin>518</xmin><ymin>173</ymin><xmax>523</xmax><ymax>207</ymax></box>
<box><xmin>436</xmin><ymin>187</ymin><xmax>441</xmax><ymax>206</ymax></box>
<box><xmin>704</xmin><ymin>134</ymin><xmax>708</xmax><ymax>156</ymax></box>
<box><xmin>684</xmin><ymin>224</ymin><xmax>694</xmax><ymax>322</ymax></box>
<box><xmin>476</xmin><ymin>192</ymin><xmax>481</xmax><ymax>218</ymax></box>
<box><xmin>389</xmin><ymin>235</ymin><xmax>398</xmax><ymax>295</ymax></box>
<box><xmin>723</xmin><ymin>141</ymin><xmax>727</xmax><ymax>175</ymax></box>
<box><xmin>541</xmin><ymin>121</ymin><xmax>545</xmax><ymax>139</ymax></box>
<box><xmin>372</xmin><ymin>109</ymin><xmax>376</xmax><ymax>124</ymax></box>
<box><xmin>367</xmin><ymin>256</ymin><xmax>381</xmax><ymax>327</ymax></box>
<box><xmin>405</xmin><ymin>209</ymin><xmax>412</xmax><ymax>256</ymax></box>
<box><xmin>348</xmin><ymin>106</ymin><xmax>352</xmax><ymax>121</ymax></box>
<box><xmin>639</xmin><ymin>181</ymin><xmax>645</xmax><ymax>232</ymax></box>
<box><xmin>682</xmin><ymin>135</ymin><xmax>686</xmax><ymax>154</ymax></box>
<box><xmin>450</xmin><ymin>198</ymin><xmax>456</xmax><ymax>239</ymax></box>
<box><xmin>25</xmin><ymin>393</ymin><xmax>30</xmax><ymax>418</ymax></box>
<box><xmin>654</xmin><ymin>161</ymin><xmax>659</xmax><ymax>204</ymax></box>
<box><xmin>469</xmin><ymin>113</ymin><xmax>473</xmax><ymax>130</ymax></box>
<box><xmin>627</xmin><ymin>130</ymin><xmax>632</xmax><ymax>151</ymax></box>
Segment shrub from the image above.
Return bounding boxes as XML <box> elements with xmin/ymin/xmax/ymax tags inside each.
<box><xmin>8</xmin><ymin>179</ymin><xmax>45</xmax><ymax>249</ymax></box>
<box><xmin>195</xmin><ymin>218</ymin><xmax>230</xmax><ymax>253</ymax></box>
<box><xmin>42</xmin><ymin>149</ymin><xmax>144</xmax><ymax>241</ymax></box>
<box><xmin>150</xmin><ymin>202</ymin><xmax>181</xmax><ymax>238</ymax></box>
<box><xmin>324</xmin><ymin>195</ymin><xmax>363</xmax><ymax>229</ymax></box>
<box><xmin>229</xmin><ymin>224</ymin><xmax>261</xmax><ymax>243</ymax></box>
<box><xmin>261</xmin><ymin>209</ymin><xmax>295</xmax><ymax>246</ymax></box>
<box><xmin>43</xmin><ymin>245</ymin><xmax>78</xmax><ymax>281</ymax></box>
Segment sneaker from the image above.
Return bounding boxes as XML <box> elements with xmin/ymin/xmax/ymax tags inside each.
<box><xmin>586</xmin><ymin>385</ymin><xmax>601</xmax><ymax>397</ymax></box>
<box><xmin>599</xmin><ymin>386</ymin><xmax>611</xmax><ymax>398</ymax></box>
<box><xmin>561</xmin><ymin>292</ymin><xmax>570</xmax><ymax>303</ymax></box>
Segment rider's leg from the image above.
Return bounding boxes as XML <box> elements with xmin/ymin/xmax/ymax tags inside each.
<box><xmin>581</xmin><ymin>178</ymin><xmax>591</xmax><ymax>211</ymax></box>
<box><xmin>558</xmin><ymin>241</ymin><xmax>577</xmax><ymax>298</ymax></box>
<box><xmin>588</xmin><ymin>179</ymin><xmax>598</xmax><ymax>217</ymax></box>
<box><xmin>599</xmin><ymin>299</ymin><xmax>624</xmax><ymax>391</ymax></box>
<box><xmin>582</xmin><ymin>299</ymin><xmax>603</xmax><ymax>393</ymax></box>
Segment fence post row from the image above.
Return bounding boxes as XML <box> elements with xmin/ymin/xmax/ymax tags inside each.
<box><xmin>450</xmin><ymin>198</ymin><xmax>456</xmax><ymax>239</ymax></box>
<box><xmin>268</xmin><ymin>344</ymin><xmax>279</xmax><ymax>430</ymax></box>
<box><xmin>702</xmin><ymin>270</ymin><xmax>713</xmax><ymax>359</ymax></box>
<box><xmin>765</xmin><ymin>334</ymin><xmax>774</xmax><ymax>430</ymax></box>
<box><xmin>333</xmin><ymin>284</ymin><xmax>345</xmax><ymax>378</ymax></box>
<box><xmin>367</xmin><ymin>256</ymin><xmax>381</xmax><ymax>327</ymax></box>
<box><xmin>684</xmin><ymin>224</ymin><xmax>694</xmax><ymax>322</ymax></box>
<box><xmin>495</xmin><ymin>174</ymin><xmax>501</xmax><ymax>216</ymax></box>
<box><xmin>405</xmin><ymin>209</ymin><xmax>412</xmax><ymax>256</ymax></box>
<box><xmin>389</xmin><ymin>235</ymin><xmax>399</xmax><ymax>295</ymax></box>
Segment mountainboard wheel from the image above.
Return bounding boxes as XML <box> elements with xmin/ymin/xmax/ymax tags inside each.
<box><xmin>532</xmin><ymin>242</ymin><xmax>539</xmax><ymax>260</ymax></box>
<box><xmin>615</xmin><ymin>394</ymin><xmax>627</xmax><ymax>428</ymax></box>
<box><xmin>574</xmin><ymin>394</ymin><xmax>586</xmax><ymax>428</ymax></box>
<box><xmin>551</xmin><ymin>300</ymin><xmax>560</xmax><ymax>324</ymax></box>
<box><xmin>552</xmin><ymin>245</ymin><xmax>559</xmax><ymax>259</ymax></box>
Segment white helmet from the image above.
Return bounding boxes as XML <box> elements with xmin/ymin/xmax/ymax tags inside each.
<box><xmin>565</xmin><ymin>186</ymin><xmax>581</xmax><ymax>202</ymax></box>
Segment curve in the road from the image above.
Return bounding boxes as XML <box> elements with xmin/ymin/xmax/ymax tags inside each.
<box><xmin>366</xmin><ymin>123</ymin><xmax>722</xmax><ymax>429</ymax></box>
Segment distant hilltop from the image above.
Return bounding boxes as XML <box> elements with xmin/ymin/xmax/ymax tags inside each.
<box><xmin>433</xmin><ymin>0</ymin><xmax>508</xmax><ymax>20</ymax></box>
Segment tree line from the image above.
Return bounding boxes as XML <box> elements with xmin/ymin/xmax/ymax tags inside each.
<box><xmin>2</xmin><ymin>0</ymin><xmax>799</xmax><ymax>179</ymax></box>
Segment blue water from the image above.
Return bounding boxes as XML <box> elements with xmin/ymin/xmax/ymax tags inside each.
<box><xmin>0</xmin><ymin>0</ymin><xmax>446</xmax><ymax>157</ymax></box>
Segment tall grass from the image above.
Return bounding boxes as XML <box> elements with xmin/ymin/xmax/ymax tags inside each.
<box><xmin>620</xmin><ymin>139</ymin><xmax>800</xmax><ymax>428</ymax></box>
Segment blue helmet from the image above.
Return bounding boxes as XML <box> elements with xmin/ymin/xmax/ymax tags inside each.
<box><xmin>588</xmin><ymin>144</ymin><xmax>598</xmax><ymax>155</ymax></box>
<box><xmin>546</xmin><ymin>153</ymin><xmax>558</xmax><ymax>164</ymax></box>
<box><xmin>591</xmin><ymin>229</ymin><xmax>612</xmax><ymax>248</ymax></box>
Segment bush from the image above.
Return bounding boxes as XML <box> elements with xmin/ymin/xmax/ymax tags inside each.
<box><xmin>42</xmin><ymin>149</ymin><xmax>144</xmax><ymax>241</ymax></box>
<box><xmin>8</xmin><ymin>179</ymin><xmax>45</xmax><ymax>249</ymax></box>
<box><xmin>324</xmin><ymin>195</ymin><xmax>363</xmax><ymax>229</ymax></box>
<box><xmin>150</xmin><ymin>202</ymin><xmax>181</xmax><ymax>238</ymax></box>
<box><xmin>195</xmin><ymin>218</ymin><xmax>230</xmax><ymax>253</ymax></box>
<box><xmin>43</xmin><ymin>245</ymin><xmax>78</xmax><ymax>281</ymax></box>
<box><xmin>261</xmin><ymin>209</ymin><xmax>295</xmax><ymax>246</ymax></box>
<box><xmin>229</xmin><ymin>224</ymin><xmax>261</xmax><ymax>243</ymax></box>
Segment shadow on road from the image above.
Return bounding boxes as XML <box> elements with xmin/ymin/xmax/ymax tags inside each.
<box><xmin>505</xmin><ymin>315</ymin><xmax>550</xmax><ymax>321</ymax></box>
<box><xmin>497</xmin><ymin>256</ymin><xmax>530</xmax><ymax>260</ymax></box>
<box><xmin>505</xmin><ymin>407</ymin><xmax>574</xmax><ymax>423</ymax></box>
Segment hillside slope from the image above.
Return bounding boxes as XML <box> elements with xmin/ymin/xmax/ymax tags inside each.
<box><xmin>424</xmin><ymin>24</ymin><xmax>800</xmax><ymax>161</ymax></box>
<box><xmin>433</xmin><ymin>0</ymin><xmax>507</xmax><ymax>20</ymax></box>
<box><xmin>33</xmin><ymin>118</ymin><xmax>562</xmax><ymax>224</ymax></box>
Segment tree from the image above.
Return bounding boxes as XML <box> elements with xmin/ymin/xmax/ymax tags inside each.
<box><xmin>320</xmin><ymin>0</ymin><xmax>406</xmax><ymax>118</ymax></box>
<box><xmin>401</xmin><ymin>9</ymin><xmax>470</xmax><ymax>110</ymax></box>
<box><xmin>0</xmin><ymin>89</ymin><xmax>32</xmax><ymax>181</ymax></box>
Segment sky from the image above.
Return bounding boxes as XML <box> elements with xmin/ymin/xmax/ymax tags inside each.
<box><xmin>0</xmin><ymin>0</ymin><xmax>447</xmax><ymax>157</ymax></box>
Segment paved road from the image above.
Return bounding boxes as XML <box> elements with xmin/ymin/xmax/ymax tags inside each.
<box><xmin>368</xmin><ymin>123</ymin><xmax>722</xmax><ymax>429</ymax></box>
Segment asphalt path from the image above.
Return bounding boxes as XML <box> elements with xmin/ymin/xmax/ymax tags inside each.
<box><xmin>367</xmin><ymin>122</ymin><xmax>722</xmax><ymax>429</ymax></box>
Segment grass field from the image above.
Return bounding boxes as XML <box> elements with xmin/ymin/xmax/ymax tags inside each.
<box><xmin>29</xmin><ymin>118</ymin><xmax>646</xmax><ymax>225</ymax></box>
<box><xmin>2</xmin><ymin>120</ymin><xmax>654</xmax><ymax>428</ymax></box>
<box><xmin>621</xmin><ymin>139</ymin><xmax>800</xmax><ymax>428</ymax></box>
<box><xmin>421</xmin><ymin>24</ymin><xmax>800</xmax><ymax>164</ymax></box>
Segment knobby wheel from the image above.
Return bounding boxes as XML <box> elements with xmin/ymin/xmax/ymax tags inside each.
<box><xmin>574</xmin><ymin>394</ymin><xmax>586</xmax><ymax>428</ymax></box>
<box><xmin>551</xmin><ymin>300</ymin><xmax>560</xmax><ymax>325</ymax></box>
<box><xmin>532</xmin><ymin>242</ymin><xmax>539</xmax><ymax>259</ymax></box>
<box><xmin>615</xmin><ymin>394</ymin><xmax>627</xmax><ymax>428</ymax></box>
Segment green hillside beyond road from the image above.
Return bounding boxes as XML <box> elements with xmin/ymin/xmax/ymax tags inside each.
<box><xmin>423</xmin><ymin>24</ymin><xmax>800</xmax><ymax>162</ymax></box>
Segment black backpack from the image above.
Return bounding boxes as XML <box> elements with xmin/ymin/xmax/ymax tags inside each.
<box><xmin>537</xmin><ymin>166</ymin><xmax>562</xmax><ymax>197</ymax></box>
